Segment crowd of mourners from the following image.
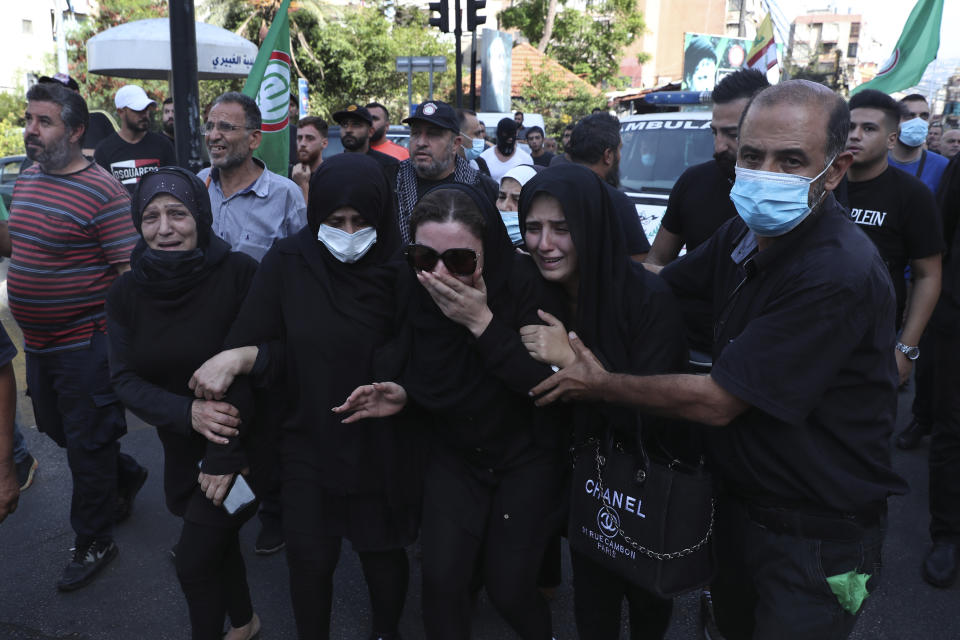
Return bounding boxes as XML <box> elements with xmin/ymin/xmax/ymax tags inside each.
<box><xmin>1</xmin><ymin>66</ymin><xmax>959</xmax><ymax>640</ymax></box>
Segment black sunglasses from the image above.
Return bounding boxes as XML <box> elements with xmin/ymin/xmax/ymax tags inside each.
<box><xmin>404</xmin><ymin>244</ymin><xmax>478</xmax><ymax>277</ymax></box>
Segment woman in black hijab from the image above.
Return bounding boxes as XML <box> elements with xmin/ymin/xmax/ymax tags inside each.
<box><xmin>106</xmin><ymin>167</ymin><xmax>262</xmax><ymax>640</ymax></box>
<box><xmin>336</xmin><ymin>183</ymin><xmax>567</xmax><ymax>639</ymax></box>
<box><xmin>517</xmin><ymin>163</ymin><xmax>690</xmax><ymax>640</ymax></box>
<box><xmin>191</xmin><ymin>153</ymin><xmax>417</xmax><ymax>640</ymax></box>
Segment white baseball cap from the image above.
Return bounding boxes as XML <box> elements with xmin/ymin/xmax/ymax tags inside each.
<box><xmin>115</xmin><ymin>84</ymin><xmax>156</xmax><ymax>111</ymax></box>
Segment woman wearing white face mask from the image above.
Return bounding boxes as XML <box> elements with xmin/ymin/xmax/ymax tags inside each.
<box><xmin>497</xmin><ymin>164</ymin><xmax>539</xmax><ymax>247</ymax></box>
<box><xmin>191</xmin><ymin>154</ymin><xmax>420</xmax><ymax>640</ymax></box>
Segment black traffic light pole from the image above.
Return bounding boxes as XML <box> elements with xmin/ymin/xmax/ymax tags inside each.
<box><xmin>168</xmin><ymin>0</ymin><xmax>202</xmax><ymax>173</ymax></box>
<box><xmin>454</xmin><ymin>0</ymin><xmax>463</xmax><ymax>107</ymax></box>
<box><xmin>427</xmin><ymin>0</ymin><xmax>484</xmax><ymax>109</ymax></box>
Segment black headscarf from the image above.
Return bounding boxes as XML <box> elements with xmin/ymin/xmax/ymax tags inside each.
<box><xmin>299</xmin><ymin>153</ymin><xmax>400</xmax><ymax>330</ymax></box>
<box><xmin>129</xmin><ymin>166</ymin><xmax>230</xmax><ymax>296</ymax></box>
<box><xmin>518</xmin><ymin>163</ymin><xmax>634</xmax><ymax>373</ymax></box>
<box><xmin>401</xmin><ymin>182</ymin><xmax>518</xmax><ymax>412</ymax></box>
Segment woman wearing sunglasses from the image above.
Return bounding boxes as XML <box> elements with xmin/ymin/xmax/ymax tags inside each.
<box><xmin>517</xmin><ymin>164</ymin><xmax>691</xmax><ymax>640</ymax></box>
<box><xmin>337</xmin><ymin>183</ymin><xmax>567</xmax><ymax>639</ymax></box>
<box><xmin>190</xmin><ymin>154</ymin><xmax>419</xmax><ymax>640</ymax></box>
<box><xmin>106</xmin><ymin>167</ymin><xmax>264</xmax><ymax>640</ymax></box>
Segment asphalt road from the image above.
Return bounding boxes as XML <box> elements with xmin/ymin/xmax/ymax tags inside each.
<box><xmin>0</xmin><ymin>258</ymin><xmax>956</xmax><ymax>638</ymax></box>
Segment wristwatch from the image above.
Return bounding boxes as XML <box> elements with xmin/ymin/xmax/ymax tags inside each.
<box><xmin>896</xmin><ymin>342</ymin><xmax>920</xmax><ymax>360</ymax></box>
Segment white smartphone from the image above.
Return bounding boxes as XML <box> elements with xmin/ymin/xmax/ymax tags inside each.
<box><xmin>222</xmin><ymin>473</ymin><xmax>256</xmax><ymax>515</ymax></box>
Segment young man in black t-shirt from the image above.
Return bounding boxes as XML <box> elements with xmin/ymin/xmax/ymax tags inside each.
<box><xmin>94</xmin><ymin>85</ymin><xmax>176</xmax><ymax>194</ymax></box>
<box><xmin>841</xmin><ymin>90</ymin><xmax>942</xmax><ymax>388</ymax></box>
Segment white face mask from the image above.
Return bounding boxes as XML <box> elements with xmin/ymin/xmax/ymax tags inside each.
<box><xmin>316</xmin><ymin>224</ymin><xmax>377</xmax><ymax>263</ymax></box>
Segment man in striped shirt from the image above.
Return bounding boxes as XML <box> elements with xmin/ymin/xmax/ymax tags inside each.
<box><xmin>6</xmin><ymin>82</ymin><xmax>146</xmax><ymax>591</ymax></box>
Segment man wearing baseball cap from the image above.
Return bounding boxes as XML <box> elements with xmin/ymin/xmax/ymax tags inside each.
<box><xmin>94</xmin><ymin>84</ymin><xmax>175</xmax><ymax>194</ymax></box>
<box><xmin>332</xmin><ymin>103</ymin><xmax>399</xmax><ymax>183</ymax></box>
<box><xmin>395</xmin><ymin>100</ymin><xmax>498</xmax><ymax>241</ymax></box>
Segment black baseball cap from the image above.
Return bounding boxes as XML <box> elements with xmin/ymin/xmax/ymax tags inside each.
<box><xmin>403</xmin><ymin>101</ymin><xmax>459</xmax><ymax>133</ymax></box>
<box><xmin>332</xmin><ymin>104</ymin><xmax>373</xmax><ymax>125</ymax></box>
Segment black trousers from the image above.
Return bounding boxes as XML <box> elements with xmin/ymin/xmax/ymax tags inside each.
<box><xmin>929</xmin><ymin>324</ymin><xmax>960</xmax><ymax>542</ymax></box>
<box><xmin>25</xmin><ymin>331</ymin><xmax>140</xmax><ymax>545</ymax></box>
<box><xmin>569</xmin><ymin>550</ymin><xmax>672</xmax><ymax>640</ymax></box>
<box><xmin>911</xmin><ymin>331</ymin><xmax>935</xmax><ymax>426</ymax></box>
<box><xmin>419</xmin><ymin>447</ymin><xmax>562</xmax><ymax>640</ymax></box>
<box><xmin>710</xmin><ymin>497</ymin><xmax>884</xmax><ymax>640</ymax></box>
<box><xmin>175</xmin><ymin>520</ymin><xmax>254</xmax><ymax>640</ymax></box>
<box><xmin>285</xmin><ymin>531</ymin><xmax>409</xmax><ymax>639</ymax></box>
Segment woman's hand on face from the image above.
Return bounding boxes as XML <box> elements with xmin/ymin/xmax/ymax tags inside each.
<box><xmin>417</xmin><ymin>270</ymin><xmax>494</xmax><ymax>337</ymax></box>
<box><xmin>189</xmin><ymin>347</ymin><xmax>258</xmax><ymax>400</ymax></box>
<box><xmin>332</xmin><ymin>382</ymin><xmax>408</xmax><ymax>423</ymax></box>
<box><xmin>520</xmin><ymin>309</ymin><xmax>575</xmax><ymax>368</ymax></box>
<box><xmin>198</xmin><ymin>471</ymin><xmax>235</xmax><ymax>506</ymax></box>
<box><xmin>191</xmin><ymin>399</ymin><xmax>241</xmax><ymax>444</ymax></box>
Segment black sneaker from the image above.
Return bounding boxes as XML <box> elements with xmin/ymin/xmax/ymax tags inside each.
<box><xmin>16</xmin><ymin>454</ymin><xmax>38</xmax><ymax>491</ymax></box>
<box><xmin>115</xmin><ymin>466</ymin><xmax>148</xmax><ymax>524</ymax></box>
<box><xmin>57</xmin><ymin>539</ymin><xmax>119</xmax><ymax>591</ymax></box>
<box><xmin>254</xmin><ymin>520</ymin><xmax>285</xmax><ymax>555</ymax></box>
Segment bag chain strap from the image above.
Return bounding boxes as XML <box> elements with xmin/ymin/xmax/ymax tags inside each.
<box><xmin>593</xmin><ymin>444</ymin><xmax>716</xmax><ymax>561</ymax></box>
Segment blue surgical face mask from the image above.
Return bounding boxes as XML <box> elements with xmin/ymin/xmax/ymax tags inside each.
<box><xmin>729</xmin><ymin>156</ymin><xmax>835</xmax><ymax>237</ymax></box>
<box><xmin>899</xmin><ymin>117</ymin><xmax>929</xmax><ymax>148</ymax></box>
<box><xmin>463</xmin><ymin>135</ymin><xmax>485</xmax><ymax>161</ymax></box>
<box><xmin>317</xmin><ymin>224</ymin><xmax>377</xmax><ymax>263</ymax></box>
<box><xmin>499</xmin><ymin>210</ymin><xmax>522</xmax><ymax>245</ymax></box>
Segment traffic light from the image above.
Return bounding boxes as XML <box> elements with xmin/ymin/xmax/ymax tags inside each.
<box><xmin>429</xmin><ymin>0</ymin><xmax>450</xmax><ymax>33</ymax></box>
<box><xmin>466</xmin><ymin>0</ymin><xmax>486</xmax><ymax>31</ymax></box>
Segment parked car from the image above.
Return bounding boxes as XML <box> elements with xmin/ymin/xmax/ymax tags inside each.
<box><xmin>0</xmin><ymin>155</ymin><xmax>26</xmax><ymax>210</ymax></box>
<box><xmin>321</xmin><ymin>125</ymin><xmax>410</xmax><ymax>160</ymax></box>
<box><xmin>619</xmin><ymin>112</ymin><xmax>714</xmax><ymax>246</ymax></box>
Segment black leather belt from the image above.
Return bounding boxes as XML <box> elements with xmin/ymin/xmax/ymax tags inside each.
<box><xmin>745</xmin><ymin>503</ymin><xmax>885</xmax><ymax>542</ymax></box>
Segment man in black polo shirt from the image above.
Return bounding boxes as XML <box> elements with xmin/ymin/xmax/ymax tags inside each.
<box><xmin>645</xmin><ymin>69</ymin><xmax>769</xmax><ymax>271</ymax></box>
<box><xmin>840</xmin><ymin>89</ymin><xmax>942</xmax><ymax>387</ymax></box>
<box><xmin>532</xmin><ymin>80</ymin><xmax>907</xmax><ymax>639</ymax></box>
<box><xmin>644</xmin><ymin>69</ymin><xmax>769</xmax><ymax>356</ymax></box>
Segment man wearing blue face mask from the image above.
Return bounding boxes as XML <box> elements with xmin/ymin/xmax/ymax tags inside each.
<box><xmin>888</xmin><ymin>94</ymin><xmax>949</xmax><ymax>195</ymax></box>
<box><xmin>531</xmin><ymin>80</ymin><xmax>908</xmax><ymax>640</ymax></box>
<box><xmin>455</xmin><ymin>108</ymin><xmax>491</xmax><ymax>175</ymax></box>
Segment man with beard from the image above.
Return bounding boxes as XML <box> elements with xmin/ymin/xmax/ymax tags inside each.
<box><xmin>645</xmin><ymin>69</ymin><xmax>770</xmax><ymax>274</ymax></box>
<box><xmin>566</xmin><ymin>112</ymin><xmax>649</xmax><ymax>261</ymax></box>
<box><xmin>198</xmin><ymin>92</ymin><xmax>306</xmax><ymax>263</ymax></box>
<box><xmin>366</xmin><ymin>102</ymin><xmax>409</xmax><ymax>160</ymax></box>
<box><xmin>394</xmin><ymin>100</ymin><xmax>498</xmax><ymax>242</ymax></box>
<box><xmin>161</xmin><ymin>97</ymin><xmax>175</xmax><ymax>143</ymax></box>
<box><xmin>549</xmin><ymin>123</ymin><xmax>575</xmax><ymax>166</ymax></box>
<box><xmin>94</xmin><ymin>84</ymin><xmax>175</xmax><ymax>194</ymax></box>
<box><xmin>7</xmin><ymin>81</ymin><xmax>146</xmax><ymax>590</ymax></box>
<box><xmin>526</xmin><ymin>126</ymin><xmax>554</xmax><ymax>166</ymax></box>
<box><xmin>290</xmin><ymin>116</ymin><xmax>329</xmax><ymax>202</ymax></box>
<box><xmin>479</xmin><ymin>117</ymin><xmax>533</xmax><ymax>183</ymax></box>
<box><xmin>332</xmin><ymin>103</ymin><xmax>399</xmax><ymax>183</ymax></box>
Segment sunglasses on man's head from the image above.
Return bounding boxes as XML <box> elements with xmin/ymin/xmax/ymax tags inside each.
<box><xmin>404</xmin><ymin>244</ymin><xmax>478</xmax><ymax>277</ymax></box>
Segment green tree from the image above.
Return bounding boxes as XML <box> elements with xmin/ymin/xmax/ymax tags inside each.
<box><xmin>66</xmin><ymin>0</ymin><xmax>170</xmax><ymax>114</ymax></box>
<box><xmin>514</xmin><ymin>66</ymin><xmax>604</xmax><ymax>138</ymax></box>
<box><xmin>500</xmin><ymin>0</ymin><xmax>645</xmax><ymax>86</ymax></box>
<box><xmin>205</xmin><ymin>0</ymin><xmax>455</xmax><ymax>121</ymax></box>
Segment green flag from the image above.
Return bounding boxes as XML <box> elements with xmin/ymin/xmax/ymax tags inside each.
<box><xmin>242</xmin><ymin>0</ymin><xmax>293</xmax><ymax>175</ymax></box>
<box><xmin>851</xmin><ymin>0</ymin><xmax>943</xmax><ymax>95</ymax></box>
